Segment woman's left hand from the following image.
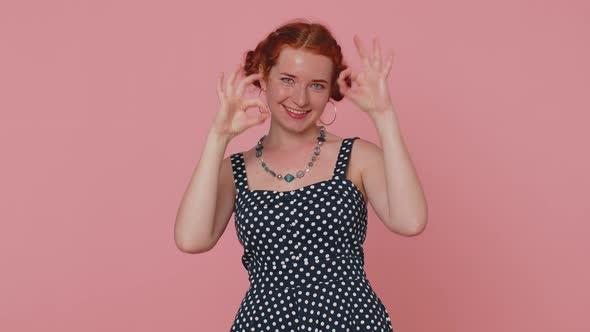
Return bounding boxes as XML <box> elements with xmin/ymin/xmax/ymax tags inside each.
<box><xmin>337</xmin><ymin>35</ymin><xmax>395</xmax><ymax>116</ymax></box>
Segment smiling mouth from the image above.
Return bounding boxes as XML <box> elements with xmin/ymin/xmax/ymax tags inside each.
<box><xmin>282</xmin><ymin>105</ymin><xmax>311</xmax><ymax>114</ymax></box>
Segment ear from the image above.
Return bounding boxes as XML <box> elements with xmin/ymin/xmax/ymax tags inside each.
<box><xmin>258</xmin><ymin>64</ymin><xmax>267</xmax><ymax>91</ymax></box>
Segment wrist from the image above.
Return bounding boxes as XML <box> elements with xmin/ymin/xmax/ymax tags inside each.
<box><xmin>208</xmin><ymin>126</ymin><xmax>233</xmax><ymax>145</ymax></box>
<box><xmin>369</xmin><ymin>106</ymin><xmax>397</xmax><ymax>122</ymax></box>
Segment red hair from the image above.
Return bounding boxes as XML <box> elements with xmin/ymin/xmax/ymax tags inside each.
<box><xmin>243</xmin><ymin>19</ymin><xmax>351</xmax><ymax>102</ymax></box>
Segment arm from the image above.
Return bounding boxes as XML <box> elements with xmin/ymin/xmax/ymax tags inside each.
<box><xmin>362</xmin><ymin>109</ymin><xmax>428</xmax><ymax>236</ymax></box>
<box><xmin>337</xmin><ymin>35</ymin><xmax>428</xmax><ymax>236</ymax></box>
<box><xmin>174</xmin><ymin>66</ymin><xmax>269</xmax><ymax>253</ymax></box>
<box><xmin>174</xmin><ymin>128</ymin><xmax>236</xmax><ymax>253</ymax></box>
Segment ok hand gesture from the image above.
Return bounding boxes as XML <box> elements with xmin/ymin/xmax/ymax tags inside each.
<box><xmin>213</xmin><ymin>65</ymin><xmax>270</xmax><ymax>140</ymax></box>
<box><xmin>337</xmin><ymin>35</ymin><xmax>395</xmax><ymax>116</ymax></box>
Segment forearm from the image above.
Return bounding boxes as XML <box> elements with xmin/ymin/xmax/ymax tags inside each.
<box><xmin>371</xmin><ymin>108</ymin><xmax>428</xmax><ymax>234</ymax></box>
<box><xmin>174</xmin><ymin>127</ymin><xmax>231</xmax><ymax>252</ymax></box>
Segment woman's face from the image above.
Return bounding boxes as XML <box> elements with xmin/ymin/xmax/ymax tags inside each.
<box><xmin>260</xmin><ymin>47</ymin><xmax>333</xmax><ymax>130</ymax></box>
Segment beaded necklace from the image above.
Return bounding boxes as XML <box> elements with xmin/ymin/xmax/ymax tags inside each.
<box><xmin>255</xmin><ymin>126</ymin><xmax>326</xmax><ymax>183</ymax></box>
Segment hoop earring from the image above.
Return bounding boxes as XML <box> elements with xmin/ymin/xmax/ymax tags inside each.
<box><xmin>319</xmin><ymin>100</ymin><xmax>337</xmax><ymax>126</ymax></box>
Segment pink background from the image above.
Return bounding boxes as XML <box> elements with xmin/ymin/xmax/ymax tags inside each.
<box><xmin>1</xmin><ymin>0</ymin><xmax>589</xmax><ymax>331</ymax></box>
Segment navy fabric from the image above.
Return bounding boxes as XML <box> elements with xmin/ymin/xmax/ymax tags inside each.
<box><xmin>229</xmin><ymin>137</ymin><xmax>394</xmax><ymax>331</ymax></box>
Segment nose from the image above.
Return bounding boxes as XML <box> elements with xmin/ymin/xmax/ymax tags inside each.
<box><xmin>293</xmin><ymin>84</ymin><xmax>309</xmax><ymax>107</ymax></box>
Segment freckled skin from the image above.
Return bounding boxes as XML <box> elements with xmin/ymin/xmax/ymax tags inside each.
<box><xmin>258</xmin><ymin>47</ymin><xmax>334</xmax><ymax>137</ymax></box>
<box><xmin>244</xmin><ymin>46</ymin><xmax>355</xmax><ymax>194</ymax></box>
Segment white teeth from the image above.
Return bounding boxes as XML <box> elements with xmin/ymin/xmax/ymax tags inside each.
<box><xmin>284</xmin><ymin>105</ymin><xmax>309</xmax><ymax>114</ymax></box>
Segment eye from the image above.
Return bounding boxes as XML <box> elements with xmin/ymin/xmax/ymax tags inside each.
<box><xmin>281</xmin><ymin>77</ymin><xmax>325</xmax><ymax>90</ymax></box>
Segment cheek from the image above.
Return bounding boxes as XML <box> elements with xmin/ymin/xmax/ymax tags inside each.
<box><xmin>313</xmin><ymin>93</ymin><xmax>331</xmax><ymax>106</ymax></box>
<box><xmin>265</xmin><ymin>88</ymin><xmax>286</xmax><ymax>104</ymax></box>
<box><xmin>272</xmin><ymin>87</ymin><xmax>290</xmax><ymax>99</ymax></box>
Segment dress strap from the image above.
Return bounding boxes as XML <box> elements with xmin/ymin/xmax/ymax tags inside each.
<box><xmin>332</xmin><ymin>137</ymin><xmax>360</xmax><ymax>180</ymax></box>
<box><xmin>230</xmin><ymin>152</ymin><xmax>249</xmax><ymax>191</ymax></box>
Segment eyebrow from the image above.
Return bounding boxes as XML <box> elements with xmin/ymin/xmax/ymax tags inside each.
<box><xmin>280</xmin><ymin>72</ymin><xmax>328</xmax><ymax>84</ymax></box>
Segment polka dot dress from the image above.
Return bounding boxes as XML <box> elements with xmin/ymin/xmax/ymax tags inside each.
<box><xmin>229</xmin><ymin>137</ymin><xmax>394</xmax><ymax>332</ymax></box>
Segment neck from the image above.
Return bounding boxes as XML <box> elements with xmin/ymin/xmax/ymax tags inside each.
<box><xmin>262</xmin><ymin>122</ymin><xmax>322</xmax><ymax>150</ymax></box>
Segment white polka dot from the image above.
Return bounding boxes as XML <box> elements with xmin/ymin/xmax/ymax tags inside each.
<box><xmin>229</xmin><ymin>138</ymin><xmax>393</xmax><ymax>331</ymax></box>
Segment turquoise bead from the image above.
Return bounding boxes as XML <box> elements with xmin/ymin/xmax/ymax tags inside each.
<box><xmin>284</xmin><ymin>174</ymin><xmax>295</xmax><ymax>182</ymax></box>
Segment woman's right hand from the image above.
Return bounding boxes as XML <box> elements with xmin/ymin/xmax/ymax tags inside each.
<box><xmin>212</xmin><ymin>64</ymin><xmax>270</xmax><ymax>140</ymax></box>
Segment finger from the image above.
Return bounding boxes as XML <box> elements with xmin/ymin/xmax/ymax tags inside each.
<box><xmin>337</xmin><ymin>68</ymin><xmax>351</xmax><ymax>96</ymax></box>
<box><xmin>353</xmin><ymin>34</ymin><xmax>366</xmax><ymax>58</ymax></box>
<box><xmin>236</xmin><ymin>72</ymin><xmax>263</xmax><ymax>97</ymax></box>
<box><xmin>251</xmin><ymin>110</ymin><xmax>270</xmax><ymax>126</ymax></box>
<box><xmin>242</xmin><ymin>98</ymin><xmax>270</xmax><ymax>113</ymax></box>
<box><xmin>347</xmin><ymin>70</ymin><xmax>360</xmax><ymax>86</ymax></box>
<box><xmin>226</xmin><ymin>64</ymin><xmax>241</xmax><ymax>95</ymax></box>
<box><xmin>383</xmin><ymin>50</ymin><xmax>394</xmax><ymax>76</ymax></box>
<box><xmin>353</xmin><ymin>34</ymin><xmax>370</xmax><ymax>68</ymax></box>
<box><xmin>232</xmin><ymin>64</ymin><xmax>243</xmax><ymax>85</ymax></box>
<box><xmin>245</xmin><ymin>100</ymin><xmax>270</xmax><ymax>127</ymax></box>
<box><xmin>216</xmin><ymin>72</ymin><xmax>224</xmax><ymax>101</ymax></box>
<box><xmin>373</xmin><ymin>37</ymin><xmax>382</xmax><ymax>68</ymax></box>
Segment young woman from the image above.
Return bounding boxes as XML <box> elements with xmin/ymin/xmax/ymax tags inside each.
<box><xmin>175</xmin><ymin>19</ymin><xmax>428</xmax><ymax>331</ymax></box>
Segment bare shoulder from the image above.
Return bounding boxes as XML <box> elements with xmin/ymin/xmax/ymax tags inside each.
<box><xmin>343</xmin><ymin>137</ymin><xmax>381</xmax><ymax>203</ymax></box>
<box><xmin>350</xmin><ymin>137</ymin><xmax>383</xmax><ymax>171</ymax></box>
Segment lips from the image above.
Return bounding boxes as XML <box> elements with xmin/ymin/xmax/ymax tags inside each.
<box><xmin>282</xmin><ymin>105</ymin><xmax>310</xmax><ymax>114</ymax></box>
<box><xmin>282</xmin><ymin>105</ymin><xmax>310</xmax><ymax>119</ymax></box>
